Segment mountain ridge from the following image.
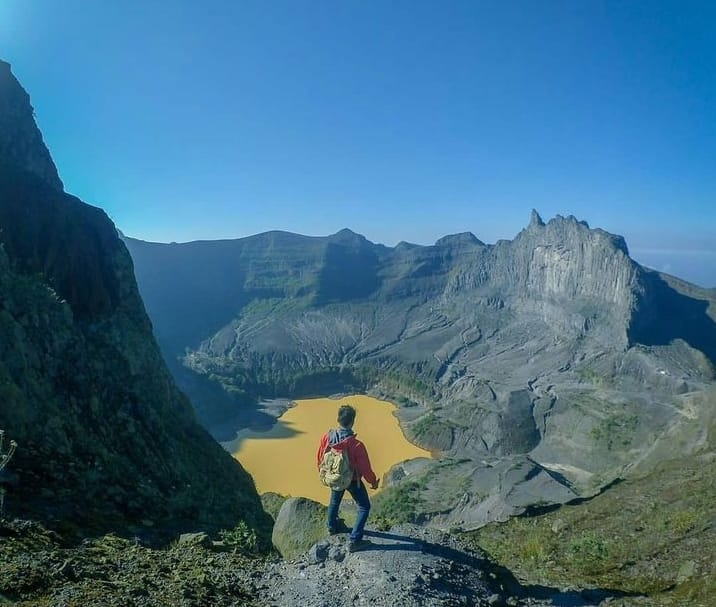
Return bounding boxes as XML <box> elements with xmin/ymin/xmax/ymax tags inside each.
<box><xmin>124</xmin><ymin>212</ymin><xmax>716</xmax><ymax>530</ymax></box>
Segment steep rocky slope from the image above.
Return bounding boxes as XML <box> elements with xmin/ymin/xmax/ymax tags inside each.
<box><xmin>0</xmin><ymin>60</ymin><xmax>269</xmax><ymax>537</ymax></box>
<box><xmin>464</xmin><ymin>389</ymin><xmax>716</xmax><ymax>606</ymax></box>
<box><xmin>126</xmin><ymin>209</ymin><xmax>716</xmax><ymax>530</ymax></box>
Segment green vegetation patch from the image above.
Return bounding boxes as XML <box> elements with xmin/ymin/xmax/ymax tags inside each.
<box><xmin>463</xmin><ymin>451</ymin><xmax>716</xmax><ymax>606</ymax></box>
<box><xmin>372</xmin><ymin>459</ymin><xmax>471</xmax><ymax>529</ymax></box>
<box><xmin>218</xmin><ymin>520</ymin><xmax>261</xmax><ymax>554</ymax></box>
<box><xmin>372</xmin><ymin>479</ymin><xmax>426</xmax><ymax>529</ymax></box>
<box><xmin>576</xmin><ymin>366</ymin><xmax>616</xmax><ymax>389</ymax></box>
<box><xmin>0</xmin><ymin>520</ymin><xmax>265</xmax><ymax>606</ymax></box>
<box><xmin>376</xmin><ymin>370</ymin><xmax>436</xmax><ymax>403</ymax></box>
<box><xmin>589</xmin><ymin>412</ymin><xmax>639</xmax><ymax>450</ymax></box>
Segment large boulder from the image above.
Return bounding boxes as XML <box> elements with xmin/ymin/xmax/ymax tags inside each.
<box><xmin>272</xmin><ymin>497</ymin><xmax>327</xmax><ymax>559</ymax></box>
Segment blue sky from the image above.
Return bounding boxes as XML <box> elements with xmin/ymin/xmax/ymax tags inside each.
<box><xmin>1</xmin><ymin>1</ymin><xmax>715</xmax><ymax>286</ymax></box>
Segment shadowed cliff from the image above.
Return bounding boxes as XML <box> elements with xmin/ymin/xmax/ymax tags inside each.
<box><xmin>0</xmin><ymin>59</ymin><xmax>270</xmax><ymax>539</ymax></box>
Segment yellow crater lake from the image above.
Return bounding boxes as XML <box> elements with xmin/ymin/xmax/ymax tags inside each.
<box><xmin>224</xmin><ymin>395</ymin><xmax>431</xmax><ymax>504</ymax></box>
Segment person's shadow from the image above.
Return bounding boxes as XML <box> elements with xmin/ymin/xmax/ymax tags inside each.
<box><xmin>362</xmin><ymin>530</ymin><xmax>641</xmax><ymax>606</ymax></box>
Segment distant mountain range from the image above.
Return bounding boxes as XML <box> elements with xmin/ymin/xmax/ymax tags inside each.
<box><xmin>125</xmin><ymin>211</ymin><xmax>716</xmax><ymax>529</ymax></box>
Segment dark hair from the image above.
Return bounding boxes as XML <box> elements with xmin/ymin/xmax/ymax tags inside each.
<box><xmin>337</xmin><ymin>404</ymin><xmax>356</xmax><ymax>428</ymax></box>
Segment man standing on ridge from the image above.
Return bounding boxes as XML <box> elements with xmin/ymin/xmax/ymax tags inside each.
<box><xmin>316</xmin><ymin>404</ymin><xmax>379</xmax><ymax>552</ymax></box>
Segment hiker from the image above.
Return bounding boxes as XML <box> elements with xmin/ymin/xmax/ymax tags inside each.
<box><xmin>316</xmin><ymin>404</ymin><xmax>379</xmax><ymax>552</ymax></box>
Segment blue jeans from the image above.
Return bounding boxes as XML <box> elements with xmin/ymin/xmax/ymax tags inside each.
<box><xmin>327</xmin><ymin>480</ymin><xmax>371</xmax><ymax>541</ymax></box>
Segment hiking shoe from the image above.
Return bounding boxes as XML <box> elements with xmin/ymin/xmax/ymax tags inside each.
<box><xmin>328</xmin><ymin>521</ymin><xmax>352</xmax><ymax>535</ymax></box>
<box><xmin>348</xmin><ymin>538</ymin><xmax>373</xmax><ymax>552</ymax></box>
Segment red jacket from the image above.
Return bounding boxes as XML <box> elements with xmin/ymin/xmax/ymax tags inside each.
<box><xmin>316</xmin><ymin>430</ymin><xmax>377</xmax><ymax>486</ymax></box>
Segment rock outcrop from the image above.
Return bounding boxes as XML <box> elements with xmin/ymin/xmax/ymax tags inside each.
<box><xmin>263</xmin><ymin>524</ymin><xmax>616</xmax><ymax>606</ymax></box>
<box><xmin>0</xmin><ymin>60</ymin><xmax>270</xmax><ymax>537</ymax></box>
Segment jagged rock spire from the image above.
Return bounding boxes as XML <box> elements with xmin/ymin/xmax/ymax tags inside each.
<box><xmin>529</xmin><ymin>209</ymin><xmax>545</xmax><ymax>228</ymax></box>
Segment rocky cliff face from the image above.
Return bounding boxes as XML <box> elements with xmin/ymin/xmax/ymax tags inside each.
<box><xmin>0</xmin><ymin>61</ymin><xmax>269</xmax><ymax>538</ymax></box>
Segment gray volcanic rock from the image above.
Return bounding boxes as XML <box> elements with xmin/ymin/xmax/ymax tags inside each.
<box><xmin>0</xmin><ymin>61</ymin><xmax>269</xmax><ymax>538</ymax></box>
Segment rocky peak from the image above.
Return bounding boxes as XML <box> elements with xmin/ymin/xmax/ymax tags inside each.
<box><xmin>0</xmin><ymin>60</ymin><xmax>63</xmax><ymax>191</ymax></box>
<box><xmin>328</xmin><ymin>227</ymin><xmax>370</xmax><ymax>247</ymax></box>
<box><xmin>434</xmin><ymin>232</ymin><xmax>485</xmax><ymax>248</ymax></box>
<box><xmin>439</xmin><ymin>213</ymin><xmax>641</xmax><ymax>315</ymax></box>
<box><xmin>529</xmin><ymin>208</ymin><xmax>545</xmax><ymax>228</ymax></box>
<box><xmin>511</xmin><ymin>214</ymin><xmax>642</xmax><ymax>336</ymax></box>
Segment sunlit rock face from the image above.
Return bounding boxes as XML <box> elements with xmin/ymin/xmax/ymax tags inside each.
<box><xmin>0</xmin><ymin>60</ymin><xmax>270</xmax><ymax>538</ymax></box>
